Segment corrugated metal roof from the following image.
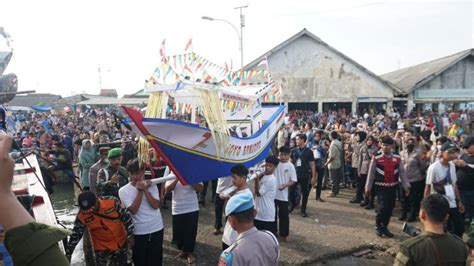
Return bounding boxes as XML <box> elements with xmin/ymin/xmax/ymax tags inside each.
<box><xmin>243</xmin><ymin>28</ymin><xmax>403</xmax><ymax>94</ymax></box>
<box><xmin>7</xmin><ymin>93</ymin><xmax>62</xmax><ymax>107</ymax></box>
<box><xmin>381</xmin><ymin>49</ymin><xmax>473</xmax><ymax>94</ymax></box>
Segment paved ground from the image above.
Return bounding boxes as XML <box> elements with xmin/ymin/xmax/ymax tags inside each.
<box><xmin>161</xmin><ymin>186</ymin><xmax>412</xmax><ymax>265</ymax></box>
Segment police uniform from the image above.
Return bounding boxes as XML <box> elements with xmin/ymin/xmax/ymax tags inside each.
<box><xmin>394</xmin><ymin>231</ymin><xmax>468</xmax><ymax>265</ymax></box>
<box><xmin>366</xmin><ymin>149</ymin><xmax>410</xmax><ymax>236</ymax></box>
<box><xmin>218</xmin><ymin>193</ymin><xmax>279</xmax><ymax>266</ymax></box>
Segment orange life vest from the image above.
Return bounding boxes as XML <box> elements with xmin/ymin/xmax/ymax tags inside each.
<box><xmin>78</xmin><ymin>198</ymin><xmax>127</xmax><ymax>251</ymax></box>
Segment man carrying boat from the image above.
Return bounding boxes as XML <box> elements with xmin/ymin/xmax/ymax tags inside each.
<box><xmin>65</xmin><ymin>191</ymin><xmax>134</xmax><ymax>265</ymax></box>
<box><xmin>96</xmin><ymin>148</ymin><xmax>128</xmax><ymax>198</ymax></box>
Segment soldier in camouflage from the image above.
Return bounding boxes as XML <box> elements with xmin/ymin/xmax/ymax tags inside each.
<box><xmin>65</xmin><ymin>191</ymin><xmax>134</xmax><ymax>265</ymax></box>
<box><xmin>96</xmin><ymin>148</ymin><xmax>128</xmax><ymax>198</ymax></box>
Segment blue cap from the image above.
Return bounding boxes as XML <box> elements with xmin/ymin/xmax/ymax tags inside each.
<box><xmin>225</xmin><ymin>193</ymin><xmax>254</xmax><ymax>216</ymax></box>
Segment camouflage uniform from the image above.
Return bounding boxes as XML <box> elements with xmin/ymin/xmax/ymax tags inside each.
<box><xmin>65</xmin><ymin>197</ymin><xmax>134</xmax><ymax>265</ymax></box>
<box><xmin>96</xmin><ymin>165</ymin><xmax>129</xmax><ymax>198</ymax></box>
<box><xmin>95</xmin><ymin>247</ymin><xmax>128</xmax><ymax>266</ymax></box>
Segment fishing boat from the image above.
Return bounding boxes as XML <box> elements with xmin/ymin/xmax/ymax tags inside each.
<box><xmin>12</xmin><ymin>153</ymin><xmax>96</xmax><ymax>265</ymax></box>
<box><xmin>0</xmin><ymin>27</ymin><xmax>18</xmax><ymax>104</ymax></box>
<box><xmin>11</xmin><ymin>154</ymin><xmax>64</xmax><ymax>251</ymax></box>
<box><xmin>123</xmin><ymin>52</ymin><xmax>286</xmax><ymax>185</ymax></box>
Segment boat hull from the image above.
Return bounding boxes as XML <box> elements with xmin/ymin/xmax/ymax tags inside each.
<box><xmin>123</xmin><ymin>105</ymin><xmax>285</xmax><ymax>184</ymax></box>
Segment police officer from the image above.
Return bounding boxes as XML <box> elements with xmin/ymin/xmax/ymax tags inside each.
<box><xmin>394</xmin><ymin>194</ymin><xmax>468</xmax><ymax>265</ymax></box>
<box><xmin>96</xmin><ymin>148</ymin><xmax>128</xmax><ymax>197</ymax></box>
<box><xmin>219</xmin><ymin>193</ymin><xmax>279</xmax><ymax>266</ymax></box>
<box><xmin>366</xmin><ymin>136</ymin><xmax>410</xmax><ymax>237</ymax></box>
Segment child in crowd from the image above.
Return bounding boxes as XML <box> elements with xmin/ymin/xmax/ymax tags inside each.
<box><xmin>254</xmin><ymin>156</ymin><xmax>279</xmax><ymax>236</ymax></box>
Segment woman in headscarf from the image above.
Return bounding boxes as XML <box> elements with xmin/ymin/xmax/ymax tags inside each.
<box><xmin>79</xmin><ymin>139</ymin><xmax>96</xmax><ymax>190</ymax></box>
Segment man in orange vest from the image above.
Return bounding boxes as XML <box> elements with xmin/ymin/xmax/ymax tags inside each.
<box><xmin>65</xmin><ymin>191</ymin><xmax>134</xmax><ymax>265</ymax></box>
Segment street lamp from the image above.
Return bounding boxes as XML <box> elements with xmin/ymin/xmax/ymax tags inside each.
<box><xmin>202</xmin><ymin>5</ymin><xmax>247</xmax><ymax>70</ymax></box>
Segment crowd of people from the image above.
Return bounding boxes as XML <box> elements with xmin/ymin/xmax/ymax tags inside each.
<box><xmin>0</xmin><ymin>106</ymin><xmax>473</xmax><ymax>265</ymax></box>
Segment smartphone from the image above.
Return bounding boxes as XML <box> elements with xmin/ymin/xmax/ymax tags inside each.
<box><xmin>402</xmin><ymin>222</ymin><xmax>421</xmax><ymax>237</ymax></box>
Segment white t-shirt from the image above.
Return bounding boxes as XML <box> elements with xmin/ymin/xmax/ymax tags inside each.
<box><xmin>216</xmin><ymin>176</ymin><xmax>233</xmax><ymax>194</ymax></box>
<box><xmin>222</xmin><ymin>188</ymin><xmax>253</xmax><ymax>245</ymax></box>
<box><xmin>274</xmin><ymin>162</ymin><xmax>297</xmax><ymax>201</ymax></box>
<box><xmin>290</xmin><ymin>130</ymin><xmax>300</xmax><ymax>140</ymax></box>
<box><xmin>166</xmin><ymin>180</ymin><xmax>201</xmax><ymax>215</ymax></box>
<box><xmin>426</xmin><ymin>161</ymin><xmax>458</xmax><ymax>208</ymax></box>
<box><xmin>255</xmin><ymin>174</ymin><xmax>277</xmax><ymax>222</ymax></box>
<box><xmin>442</xmin><ymin>117</ymin><xmax>450</xmax><ymax>127</ymax></box>
<box><xmin>119</xmin><ymin>183</ymin><xmax>164</xmax><ymax>235</ymax></box>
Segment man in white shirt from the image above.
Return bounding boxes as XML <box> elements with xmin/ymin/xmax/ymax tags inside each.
<box><xmin>274</xmin><ymin>146</ymin><xmax>297</xmax><ymax>241</ymax></box>
<box><xmin>254</xmin><ymin>156</ymin><xmax>279</xmax><ymax>236</ymax></box>
<box><xmin>165</xmin><ymin>173</ymin><xmax>203</xmax><ymax>264</ymax></box>
<box><xmin>214</xmin><ymin>176</ymin><xmax>233</xmax><ymax>235</ymax></box>
<box><xmin>424</xmin><ymin>142</ymin><xmax>465</xmax><ymax>237</ymax></box>
<box><xmin>221</xmin><ymin>164</ymin><xmax>253</xmax><ymax>250</ymax></box>
<box><xmin>118</xmin><ymin>159</ymin><xmax>164</xmax><ymax>266</ymax></box>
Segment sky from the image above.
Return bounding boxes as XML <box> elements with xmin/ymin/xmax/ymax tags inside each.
<box><xmin>0</xmin><ymin>0</ymin><xmax>472</xmax><ymax>97</ymax></box>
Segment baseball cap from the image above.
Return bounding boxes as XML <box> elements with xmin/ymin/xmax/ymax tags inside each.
<box><xmin>440</xmin><ymin>142</ymin><xmax>460</xmax><ymax>153</ymax></box>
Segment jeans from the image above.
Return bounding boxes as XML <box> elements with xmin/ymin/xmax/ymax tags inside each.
<box><xmin>133</xmin><ymin>229</ymin><xmax>164</xmax><ymax>266</ymax></box>
<box><xmin>275</xmin><ymin>200</ymin><xmax>289</xmax><ymax>237</ymax></box>
<box><xmin>172</xmin><ymin>211</ymin><xmax>199</xmax><ymax>253</ymax></box>
<box><xmin>375</xmin><ymin>185</ymin><xmax>397</xmax><ymax>227</ymax></box>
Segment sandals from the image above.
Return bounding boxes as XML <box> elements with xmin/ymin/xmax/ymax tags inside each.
<box><xmin>187</xmin><ymin>254</ymin><xmax>196</xmax><ymax>265</ymax></box>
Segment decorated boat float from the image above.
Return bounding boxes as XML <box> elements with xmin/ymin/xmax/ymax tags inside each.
<box><xmin>123</xmin><ymin>50</ymin><xmax>286</xmax><ymax>185</ymax></box>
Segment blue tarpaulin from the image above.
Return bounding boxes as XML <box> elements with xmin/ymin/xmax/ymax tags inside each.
<box><xmin>31</xmin><ymin>106</ymin><xmax>52</xmax><ymax>112</ymax></box>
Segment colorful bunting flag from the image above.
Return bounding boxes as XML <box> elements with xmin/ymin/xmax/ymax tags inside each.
<box><xmin>184</xmin><ymin>38</ymin><xmax>193</xmax><ymax>52</ymax></box>
<box><xmin>159</xmin><ymin>39</ymin><xmax>167</xmax><ymax>63</ymax></box>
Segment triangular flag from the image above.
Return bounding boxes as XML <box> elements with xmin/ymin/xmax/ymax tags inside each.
<box><xmin>159</xmin><ymin>39</ymin><xmax>167</xmax><ymax>63</ymax></box>
<box><xmin>184</xmin><ymin>38</ymin><xmax>193</xmax><ymax>52</ymax></box>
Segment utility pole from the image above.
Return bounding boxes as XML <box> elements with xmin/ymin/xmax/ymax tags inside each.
<box><xmin>234</xmin><ymin>5</ymin><xmax>248</xmax><ymax>70</ymax></box>
<box><xmin>98</xmin><ymin>65</ymin><xmax>102</xmax><ymax>89</ymax></box>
